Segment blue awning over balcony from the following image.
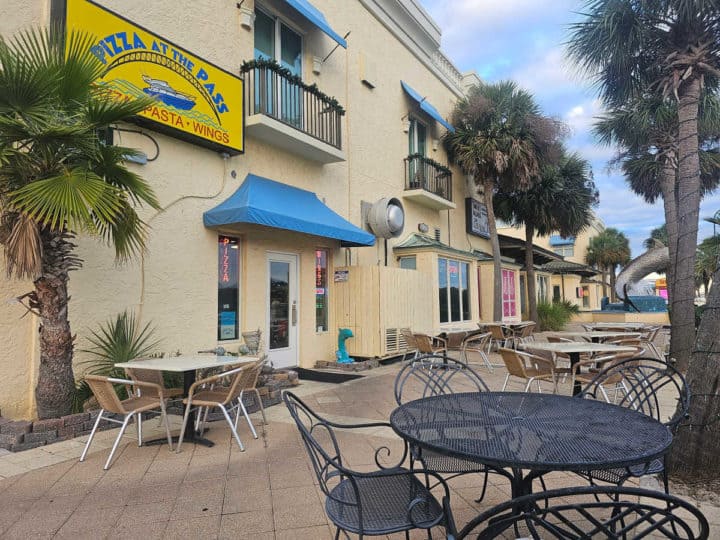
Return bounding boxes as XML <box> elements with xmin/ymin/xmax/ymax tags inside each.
<box><xmin>203</xmin><ymin>174</ymin><xmax>374</xmax><ymax>247</ymax></box>
<box><xmin>401</xmin><ymin>81</ymin><xmax>455</xmax><ymax>133</ymax></box>
<box><xmin>284</xmin><ymin>0</ymin><xmax>347</xmax><ymax>48</ymax></box>
<box><xmin>549</xmin><ymin>235</ymin><xmax>576</xmax><ymax>246</ymax></box>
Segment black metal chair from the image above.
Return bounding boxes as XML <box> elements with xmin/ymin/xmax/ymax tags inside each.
<box><xmin>283</xmin><ymin>391</ymin><xmax>457</xmax><ymax>540</ymax></box>
<box><xmin>394</xmin><ymin>355</ymin><xmax>499</xmax><ymax>501</ymax></box>
<box><xmin>576</xmin><ymin>357</ymin><xmax>690</xmax><ymax>493</ymax></box>
<box><xmin>457</xmin><ymin>485</ymin><xmax>709</xmax><ymax>539</ymax></box>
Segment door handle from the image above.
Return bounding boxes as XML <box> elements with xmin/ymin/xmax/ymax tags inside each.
<box><xmin>291</xmin><ymin>300</ymin><xmax>297</xmax><ymax>326</ymax></box>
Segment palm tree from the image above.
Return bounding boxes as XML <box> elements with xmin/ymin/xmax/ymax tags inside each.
<box><xmin>444</xmin><ymin>81</ymin><xmax>562</xmax><ymax>320</ymax></box>
<box><xmin>495</xmin><ymin>151</ymin><xmax>598</xmax><ymax>321</ymax></box>
<box><xmin>568</xmin><ymin>0</ymin><xmax>720</xmax><ymax>373</ymax></box>
<box><xmin>644</xmin><ymin>225</ymin><xmax>669</xmax><ymax>250</ymax></box>
<box><xmin>593</xmin><ymin>93</ymin><xmax>720</xmax><ymax>310</ymax></box>
<box><xmin>585</xmin><ymin>228</ymin><xmax>631</xmax><ymax>302</ymax></box>
<box><xmin>0</xmin><ymin>28</ymin><xmax>160</xmax><ymax>418</ymax></box>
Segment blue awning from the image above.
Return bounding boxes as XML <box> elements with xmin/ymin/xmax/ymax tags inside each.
<box><xmin>401</xmin><ymin>81</ymin><xmax>455</xmax><ymax>133</ymax></box>
<box><xmin>203</xmin><ymin>174</ymin><xmax>374</xmax><ymax>247</ymax></box>
<box><xmin>549</xmin><ymin>235</ymin><xmax>576</xmax><ymax>246</ymax></box>
<box><xmin>284</xmin><ymin>0</ymin><xmax>347</xmax><ymax>48</ymax></box>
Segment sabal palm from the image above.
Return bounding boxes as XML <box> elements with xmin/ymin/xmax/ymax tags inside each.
<box><xmin>0</xmin><ymin>28</ymin><xmax>160</xmax><ymax>418</ymax></box>
<box><xmin>568</xmin><ymin>0</ymin><xmax>720</xmax><ymax>369</ymax></box>
<box><xmin>445</xmin><ymin>81</ymin><xmax>561</xmax><ymax>320</ymax></box>
<box><xmin>495</xmin><ymin>151</ymin><xmax>597</xmax><ymax>321</ymax></box>
<box><xmin>585</xmin><ymin>228</ymin><xmax>631</xmax><ymax>302</ymax></box>
<box><xmin>594</xmin><ymin>93</ymin><xmax>720</xmax><ymax>304</ymax></box>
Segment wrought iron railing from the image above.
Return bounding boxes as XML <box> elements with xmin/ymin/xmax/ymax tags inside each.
<box><xmin>404</xmin><ymin>154</ymin><xmax>453</xmax><ymax>202</ymax></box>
<box><xmin>242</xmin><ymin>63</ymin><xmax>343</xmax><ymax>149</ymax></box>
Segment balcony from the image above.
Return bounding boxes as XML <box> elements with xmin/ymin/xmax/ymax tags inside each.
<box><xmin>403</xmin><ymin>154</ymin><xmax>455</xmax><ymax>210</ymax></box>
<box><xmin>241</xmin><ymin>61</ymin><xmax>345</xmax><ymax>163</ymax></box>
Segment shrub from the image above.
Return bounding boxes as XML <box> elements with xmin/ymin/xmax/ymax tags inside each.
<box><xmin>537</xmin><ymin>301</ymin><xmax>576</xmax><ymax>331</ymax></box>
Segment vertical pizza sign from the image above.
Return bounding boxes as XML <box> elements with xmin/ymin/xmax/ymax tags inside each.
<box><xmin>64</xmin><ymin>0</ymin><xmax>244</xmax><ymax>154</ymax></box>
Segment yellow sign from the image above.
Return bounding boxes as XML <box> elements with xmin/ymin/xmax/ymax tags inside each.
<box><xmin>64</xmin><ymin>0</ymin><xmax>244</xmax><ymax>154</ymax></box>
<box><xmin>655</xmin><ymin>278</ymin><xmax>667</xmax><ymax>288</ymax></box>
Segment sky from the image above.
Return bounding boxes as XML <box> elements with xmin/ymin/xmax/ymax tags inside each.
<box><xmin>419</xmin><ymin>0</ymin><xmax>720</xmax><ymax>257</ymax></box>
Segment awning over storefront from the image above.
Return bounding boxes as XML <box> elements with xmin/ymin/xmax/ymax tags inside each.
<box><xmin>203</xmin><ymin>174</ymin><xmax>375</xmax><ymax>247</ymax></box>
<box><xmin>498</xmin><ymin>234</ymin><xmax>562</xmax><ymax>266</ymax></box>
<box><xmin>284</xmin><ymin>0</ymin><xmax>347</xmax><ymax>48</ymax></box>
<box><xmin>540</xmin><ymin>259</ymin><xmax>598</xmax><ymax>278</ymax></box>
<box><xmin>401</xmin><ymin>81</ymin><xmax>455</xmax><ymax>133</ymax></box>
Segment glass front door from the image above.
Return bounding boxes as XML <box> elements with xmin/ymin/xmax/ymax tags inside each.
<box><xmin>267</xmin><ymin>252</ymin><xmax>298</xmax><ymax>368</ymax></box>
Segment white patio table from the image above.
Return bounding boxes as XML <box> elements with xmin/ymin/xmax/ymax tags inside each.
<box><xmin>115</xmin><ymin>355</ymin><xmax>258</xmax><ymax>447</ymax></box>
<box><xmin>546</xmin><ymin>331</ymin><xmax>641</xmax><ymax>343</ymax></box>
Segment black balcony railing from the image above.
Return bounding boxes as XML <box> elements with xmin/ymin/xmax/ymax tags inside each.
<box><xmin>404</xmin><ymin>154</ymin><xmax>453</xmax><ymax>202</ymax></box>
<box><xmin>241</xmin><ymin>61</ymin><xmax>343</xmax><ymax>149</ymax></box>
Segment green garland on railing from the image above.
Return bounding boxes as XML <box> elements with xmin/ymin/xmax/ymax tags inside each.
<box><xmin>240</xmin><ymin>58</ymin><xmax>345</xmax><ymax>116</ymax></box>
<box><xmin>407</xmin><ymin>153</ymin><xmax>452</xmax><ymax>176</ymax></box>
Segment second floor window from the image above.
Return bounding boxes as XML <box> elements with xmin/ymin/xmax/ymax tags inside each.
<box><xmin>408</xmin><ymin>118</ymin><xmax>427</xmax><ymax>156</ymax></box>
<box><xmin>255</xmin><ymin>8</ymin><xmax>303</xmax><ymax>125</ymax></box>
<box><xmin>553</xmin><ymin>245</ymin><xmax>575</xmax><ymax>257</ymax></box>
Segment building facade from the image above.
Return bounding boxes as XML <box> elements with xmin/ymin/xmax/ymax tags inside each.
<box><xmin>3</xmin><ymin>0</ymin><xmax>543</xmax><ymax>419</ymax></box>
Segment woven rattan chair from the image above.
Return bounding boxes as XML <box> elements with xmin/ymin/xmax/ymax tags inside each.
<box><xmin>176</xmin><ymin>364</ymin><xmax>252</xmax><ymax>453</ymax></box>
<box><xmin>460</xmin><ymin>331</ymin><xmax>493</xmax><ymax>371</ymax></box>
<box><xmin>124</xmin><ymin>362</ymin><xmax>183</xmax><ymax>430</ymax></box>
<box><xmin>498</xmin><ymin>347</ymin><xmax>558</xmax><ymax>393</ymax></box>
<box><xmin>485</xmin><ymin>323</ymin><xmax>512</xmax><ymax>350</ymax></box>
<box><xmin>399</xmin><ymin>328</ymin><xmax>419</xmax><ymax>361</ymax></box>
<box><xmin>514</xmin><ymin>321</ymin><xmax>536</xmax><ymax>347</ymax></box>
<box><xmin>284</xmin><ymin>391</ymin><xmax>456</xmax><ymax>539</ymax></box>
<box><xmin>80</xmin><ymin>375</ymin><xmax>173</xmax><ymax>470</ymax></box>
<box><xmin>413</xmin><ymin>332</ymin><xmax>447</xmax><ymax>358</ymax></box>
<box><xmin>394</xmin><ymin>355</ymin><xmax>497</xmax><ymax>502</ymax></box>
<box><xmin>576</xmin><ymin>357</ymin><xmax>689</xmax><ymax>493</ymax></box>
<box><xmin>458</xmin><ymin>486</ymin><xmax>708</xmax><ymax>539</ymax></box>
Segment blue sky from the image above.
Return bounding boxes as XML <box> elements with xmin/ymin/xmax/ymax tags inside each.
<box><xmin>420</xmin><ymin>0</ymin><xmax>720</xmax><ymax>257</ymax></box>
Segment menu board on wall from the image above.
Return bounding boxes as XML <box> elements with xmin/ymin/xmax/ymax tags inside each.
<box><xmin>465</xmin><ymin>198</ymin><xmax>490</xmax><ymax>239</ymax></box>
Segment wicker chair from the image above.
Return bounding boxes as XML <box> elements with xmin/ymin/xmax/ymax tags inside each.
<box><xmin>498</xmin><ymin>347</ymin><xmax>558</xmax><ymax>393</ymax></box>
<box><xmin>399</xmin><ymin>328</ymin><xmax>419</xmax><ymax>361</ymax></box>
<box><xmin>458</xmin><ymin>486</ymin><xmax>708</xmax><ymax>539</ymax></box>
<box><xmin>413</xmin><ymin>332</ymin><xmax>447</xmax><ymax>358</ymax></box>
<box><xmin>485</xmin><ymin>323</ymin><xmax>512</xmax><ymax>350</ymax></box>
<box><xmin>80</xmin><ymin>375</ymin><xmax>173</xmax><ymax>470</ymax></box>
<box><xmin>176</xmin><ymin>364</ymin><xmax>253</xmax><ymax>453</ymax></box>
<box><xmin>284</xmin><ymin>391</ymin><xmax>456</xmax><ymax>539</ymax></box>
<box><xmin>576</xmin><ymin>358</ymin><xmax>690</xmax><ymax>493</ymax></box>
<box><xmin>460</xmin><ymin>331</ymin><xmax>493</xmax><ymax>371</ymax></box>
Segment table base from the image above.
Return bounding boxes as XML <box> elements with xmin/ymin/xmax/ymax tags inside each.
<box><xmin>143</xmin><ymin>432</ymin><xmax>214</xmax><ymax>448</ymax></box>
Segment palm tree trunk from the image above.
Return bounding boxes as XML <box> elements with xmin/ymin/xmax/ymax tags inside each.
<box><xmin>484</xmin><ymin>177</ymin><xmax>503</xmax><ymax>321</ymax></box>
<box><xmin>667</xmin><ymin>265</ymin><xmax>720</xmax><ymax>480</ymax></box>
<box><xmin>671</xmin><ymin>77</ymin><xmax>702</xmax><ymax>371</ymax></box>
<box><xmin>525</xmin><ymin>225</ymin><xmax>538</xmax><ymax>322</ymax></box>
<box><xmin>659</xmin><ymin>155</ymin><xmax>677</xmax><ymax>304</ymax></box>
<box><xmin>34</xmin><ymin>228</ymin><xmax>76</xmax><ymax>419</ymax></box>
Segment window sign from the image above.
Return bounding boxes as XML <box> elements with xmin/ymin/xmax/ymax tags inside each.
<box><xmin>218</xmin><ymin>236</ymin><xmax>239</xmax><ymax>340</ymax></box>
<box><xmin>315</xmin><ymin>250</ymin><xmax>328</xmax><ymax>332</ymax></box>
<box><xmin>465</xmin><ymin>198</ymin><xmax>490</xmax><ymax>238</ymax></box>
<box><xmin>439</xmin><ymin>257</ymin><xmax>470</xmax><ymax>323</ymax></box>
<box><xmin>62</xmin><ymin>0</ymin><xmax>244</xmax><ymax>154</ymax></box>
<box><xmin>502</xmin><ymin>269</ymin><xmax>517</xmax><ymax>318</ymax></box>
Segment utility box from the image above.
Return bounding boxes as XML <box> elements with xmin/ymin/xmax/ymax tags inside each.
<box><xmin>334</xmin><ymin>266</ymin><xmax>433</xmax><ymax>358</ymax></box>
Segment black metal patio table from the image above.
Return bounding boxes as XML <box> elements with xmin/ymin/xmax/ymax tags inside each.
<box><xmin>390</xmin><ymin>391</ymin><xmax>673</xmax><ymax>539</ymax></box>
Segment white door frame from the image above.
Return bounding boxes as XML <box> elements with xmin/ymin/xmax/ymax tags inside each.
<box><xmin>266</xmin><ymin>252</ymin><xmax>298</xmax><ymax>368</ymax></box>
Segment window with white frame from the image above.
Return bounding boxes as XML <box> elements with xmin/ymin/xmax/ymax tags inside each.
<box><xmin>439</xmin><ymin>257</ymin><xmax>470</xmax><ymax>323</ymax></box>
<box><xmin>553</xmin><ymin>245</ymin><xmax>575</xmax><ymax>257</ymax></box>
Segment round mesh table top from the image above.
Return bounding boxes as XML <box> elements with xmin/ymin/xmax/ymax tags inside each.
<box><xmin>390</xmin><ymin>392</ymin><xmax>672</xmax><ymax>472</ymax></box>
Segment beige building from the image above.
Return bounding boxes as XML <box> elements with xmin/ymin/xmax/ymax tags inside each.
<box><xmin>498</xmin><ymin>214</ymin><xmax>608</xmax><ymax>315</ymax></box>
<box><xmin>3</xmin><ymin>0</ymin><xmax>544</xmax><ymax>419</ymax></box>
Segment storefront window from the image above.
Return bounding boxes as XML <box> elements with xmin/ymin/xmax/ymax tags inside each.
<box><xmin>537</xmin><ymin>275</ymin><xmax>548</xmax><ymax>302</ymax></box>
<box><xmin>218</xmin><ymin>236</ymin><xmax>239</xmax><ymax>341</ymax></box>
<box><xmin>582</xmin><ymin>286</ymin><xmax>590</xmax><ymax>308</ymax></box>
<box><xmin>399</xmin><ymin>256</ymin><xmax>416</xmax><ymax>270</ymax></box>
<box><xmin>315</xmin><ymin>250</ymin><xmax>328</xmax><ymax>332</ymax></box>
<box><xmin>439</xmin><ymin>257</ymin><xmax>470</xmax><ymax>323</ymax></box>
<box><xmin>502</xmin><ymin>269</ymin><xmax>517</xmax><ymax>318</ymax></box>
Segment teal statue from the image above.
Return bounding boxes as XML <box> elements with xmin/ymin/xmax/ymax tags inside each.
<box><xmin>336</xmin><ymin>328</ymin><xmax>354</xmax><ymax>364</ymax></box>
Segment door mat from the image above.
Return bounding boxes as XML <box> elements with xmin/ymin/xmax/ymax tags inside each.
<box><xmin>294</xmin><ymin>367</ymin><xmax>364</xmax><ymax>384</ymax></box>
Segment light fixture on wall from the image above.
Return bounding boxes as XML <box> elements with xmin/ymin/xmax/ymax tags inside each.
<box><xmin>239</xmin><ymin>7</ymin><xmax>255</xmax><ymax>30</ymax></box>
<box><xmin>432</xmin><ymin>139</ymin><xmax>439</xmax><ymax>151</ymax></box>
<box><xmin>312</xmin><ymin>56</ymin><xmax>323</xmax><ymax>75</ymax></box>
<box><xmin>418</xmin><ymin>222</ymin><xmax>429</xmax><ymax>233</ymax></box>
<box><xmin>401</xmin><ymin>114</ymin><xmax>410</xmax><ymax>133</ymax></box>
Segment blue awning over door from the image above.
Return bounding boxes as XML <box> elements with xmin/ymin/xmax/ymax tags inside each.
<box><xmin>203</xmin><ymin>174</ymin><xmax>374</xmax><ymax>247</ymax></box>
<box><xmin>283</xmin><ymin>0</ymin><xmax>347</xmax><ymax>48</ymax></box>
<box><xmin>401</xmin><ymin>81</ymin><xmax>455</xmax><ymax>133</ymax></box>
